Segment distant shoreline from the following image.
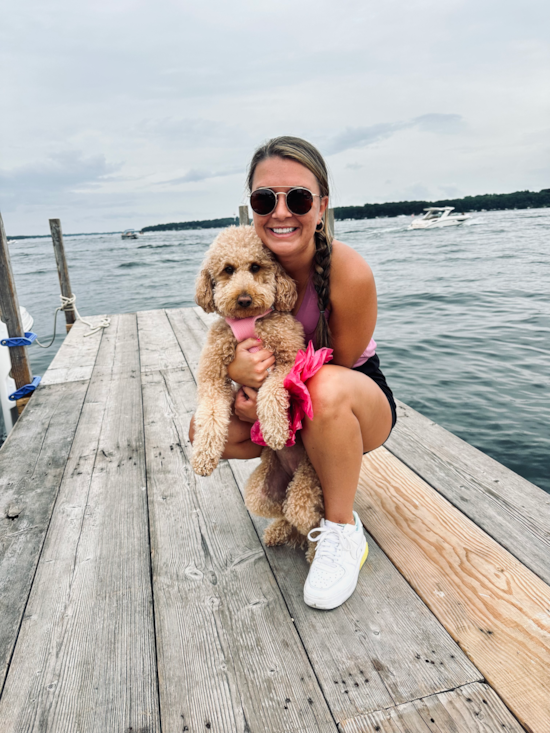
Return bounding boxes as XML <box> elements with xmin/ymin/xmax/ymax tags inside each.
<box><xmin>9</xmin><ymin>188</ymin><xmax>549</xmax><ymax>239</ymax></box>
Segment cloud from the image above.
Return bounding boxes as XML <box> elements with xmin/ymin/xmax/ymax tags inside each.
<box><xmin>326</xmin><ymin>122</ymin><xmax>409</xmax><ymax>155</ymax></box>
<box><xmin>133</xmin><ymin>117</ymin><xmax>244</xmax><ymax>148</ymax></box>
<box><xmin>0</xmin><ymin>150</ymin><xmax>119</xmax><ymax>209</ymax></box>
<box><xmin>155</xmin><ymin>166</ymin><xmax>244</xmax><ymax>186</ymax></box>
<box><xmin>325</xmin><ymin>114</ymin><xmax>466</xmax><ymax>155</ymax></box>
<box><xmin>413</xmin><ymin>113</ymin><xmax>466</xmax><ymax>135</ymax></box>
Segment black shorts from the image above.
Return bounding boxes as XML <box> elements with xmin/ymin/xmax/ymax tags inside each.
<box><xmin>352</xmin><ymin>353</ymin><xmax>397</xmax><ymax>440</ymax></box>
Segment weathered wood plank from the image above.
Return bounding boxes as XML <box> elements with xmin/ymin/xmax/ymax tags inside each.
<box><xmin>0</xmin><ymin>380</ymin><xmax>89</xmax><ymax>690</ymax></box>
<box><xmin>386</xmin><ymin>400</ymin><xmax>550</xmax><ymax>586</ymax></box>
<box><xmin>49</xmin><ymin>219</ymin><xmax>76</xmax><ymax>328</ymax></box>
<box><xmin>40</xmin><ymin>316</ymin><xmax>106</xmax><ymax>385</ymax></box>
<box><xmin>168</xmin><ymin>308</ymin><xmax>484</xmax><ymax>717</ymax></box>
<box><xmin>357</xmin><ymin>447</ymin><xmax>550</xmax><ymax>733</ymax></box>
<box><xmin>340</xmin><ymin>682</ymin><xmax>524</xmax><ymax>733</ymax></box>
<box><xmin>138</xmin><ymin>309</ymin><xmax>337</xmax><ymax>733</ymax></box>
<box><xmin>0</xmin><ymin>314</ymin><xmax>160</xmax><ymax>732</ymax></box>
<box><xmin>230</xmin><ymin>458</ymin><xmax>482</xmax><ymax>721</ymax></box>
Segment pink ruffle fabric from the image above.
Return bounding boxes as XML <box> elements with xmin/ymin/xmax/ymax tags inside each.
<box><xmin>250</xmin><ymin>341</ymin><xmax>333</xmax><ymax>447</ymax></box>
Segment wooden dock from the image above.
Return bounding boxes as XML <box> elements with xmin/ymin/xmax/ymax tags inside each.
<box><xmin>0</xmin><ymin>307</ymin><xmax>549</xmax><ymax>733</ymax></box>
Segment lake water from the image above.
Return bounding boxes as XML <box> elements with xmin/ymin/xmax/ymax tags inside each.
<box><xmin>3</xmin><ymin>208</ymin><xmax>549</xmax><ymax>492</ymax></box>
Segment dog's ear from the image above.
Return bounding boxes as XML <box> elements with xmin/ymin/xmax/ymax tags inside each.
<box><xmin>273</xmin><ymin>263</ymin><xmax>298</xmax><ymax>312</ymax></box>
<box><xmin>195</xmin><ymin>266</ymin><xmax>216</xmax><ymax>313</ymax></box>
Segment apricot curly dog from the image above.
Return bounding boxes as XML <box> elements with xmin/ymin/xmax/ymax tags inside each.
<box><xmin>193</xmin><ymin>225</ymin><xmax>324</xmax><ymax>559</ymax></box>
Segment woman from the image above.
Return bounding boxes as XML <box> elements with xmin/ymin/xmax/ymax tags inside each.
<box><xmin>192</xmin><ymin>136</ymin><xmax>397</xmax><ymax>610</ymax></box>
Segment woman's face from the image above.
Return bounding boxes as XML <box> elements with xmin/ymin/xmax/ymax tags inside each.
<box><xmin>250</xmin><ymin>156</ymin><xmax>328</xmax><ymax>261</ymax></box>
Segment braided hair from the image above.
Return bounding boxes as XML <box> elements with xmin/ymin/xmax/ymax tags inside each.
<box><xmin>247</xmin><ymin>136</ymin><xmax>333</xmax><ymax>348</ymax></box>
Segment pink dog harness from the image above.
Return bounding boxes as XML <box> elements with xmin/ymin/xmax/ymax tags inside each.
<box><xmin>225</xmin><ymin>309</ymin><xmax>332</xmax><ymax>447</ymax></box>
<box><xmin>225</xmin><ymin>309</ymin><xmax>273</xmax><ymax>349</ymax></box>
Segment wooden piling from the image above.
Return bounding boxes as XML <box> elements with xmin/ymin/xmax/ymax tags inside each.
<box><xmin>49</xmin><ymin>219</ymin><xmax>76</xmax><ymax>332</ymax></box>
<box><xmin>0</xmin><ymin>213</ymin><xmax>34</xmax><ymax>411</ymax></box>
<box><xmin>238</xmin><ymin>205</ymin><xmax>250</xmax><ymax>226</ymax></box>
<box><xmin>327</xmin><ymin>208</ymin><xmax>335</xmax><ymax>238</ymax></box>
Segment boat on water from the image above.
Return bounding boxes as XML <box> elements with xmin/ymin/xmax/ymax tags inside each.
<box><xmin>409</xmin><ymin>207</ymin><xmax>470</xmax><ymax>230</ymax></box>
<box><xmin>121</xmin><ymin>229</ymin><xmax>139</xmax><ymax>240</ymax></box>
<box><xmin>0</xmin><ymin>306</ymin><xmax>33</xmax><ymax>434</ymax></box>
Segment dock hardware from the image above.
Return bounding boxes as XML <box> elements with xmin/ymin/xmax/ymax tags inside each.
<box><xmin>8</xmin><ymin>375</ymin><xmax>42</xmax><ymax>401</ymax></box>
<box><xmin>1</xmin><ymin>332</ymin><xmax>37</xmax><ymax>347</ymax></box>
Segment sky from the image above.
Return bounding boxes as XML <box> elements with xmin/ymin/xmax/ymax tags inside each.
<box><xmin>1</xmin><ymin>0</ymin><xmax>549</xmax><ymax>234</ymax></box>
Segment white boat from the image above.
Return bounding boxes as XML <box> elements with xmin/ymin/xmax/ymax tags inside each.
<box><xmin>408</xmin><ymin>207</ymin><xmax>470</xmax><ymax>230</ymax></box>
<box><xmin>0</xmin><ymin>306</ymin><xmax>34</xmax><ymax>435</ymax></box>
<box><xmin>121</xmin><ymin>229</ymin><xmax>139</xmax><ymax>240</ymax></box>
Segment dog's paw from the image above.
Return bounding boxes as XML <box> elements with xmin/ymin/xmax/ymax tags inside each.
<box><xmin>191</xmin><ymin>450</ymin><xmax>218</xmax><ymax>477</ymax></box>
<box><xmin>305</xmin><ymin>540</ymin><xmax>317</xmax><ymax>564</ymax></box>
<box><xmin>260</xmin><ymin>417</ymin><xmax>290</xmax><ymax>451</ymax></box>
<box><xmin>263</xmin><ymin>518</ymin><xmax>294</xmax><ymax>546</ymax></box>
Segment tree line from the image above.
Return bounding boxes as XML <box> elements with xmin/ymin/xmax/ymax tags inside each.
<box><xmin>332</xmin><ymin>189</ymin><xmax>550</xmax><ymax>220</ymax></box>
<box><xmin>141</xmin><ymin>217</ymin><xmax>238</xmax><ymax>233</ymax></box>
<box><xmin>140</xmin><ymin>189</ymin><xmax>549</xmax><ymax>232</ymax></box>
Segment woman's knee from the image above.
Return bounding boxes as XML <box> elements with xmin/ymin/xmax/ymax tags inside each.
<box><xmin>306</xmin><ymin>366</ymin><xmax>351</xmax><ymax>420</ymax></box>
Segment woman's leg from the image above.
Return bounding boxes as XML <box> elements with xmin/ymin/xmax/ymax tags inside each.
<box><xmin>189</xmin><ymin>413</ymin><xmax>263</xmax><ymax>460</ymax></box>
<box><xmin>301</xmin><ymin>365</ymin><xmax>392</xmax><ymax>525</ymax></box>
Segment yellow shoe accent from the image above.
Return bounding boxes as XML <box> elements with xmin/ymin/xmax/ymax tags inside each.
<box><xmin>360</xmin><ymin>541</ymin><xmax>369</xmax><ymax>568</ymax></box>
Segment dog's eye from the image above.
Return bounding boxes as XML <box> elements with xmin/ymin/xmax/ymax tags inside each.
<box><xmin>224</xmin><ymin>265</ymin><xmax>235</xmax><ymax>275</ymax></box>
<box><xmin>250</xmin><ymin>264</ymin><xmax>261</xmax><ymax>273</ymax></box>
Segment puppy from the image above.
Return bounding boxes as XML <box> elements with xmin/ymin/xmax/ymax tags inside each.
<box><xmin>193</xmin><ymin>225</ymin><xmax>325</xmax><ymax>560</ymax></box>
<box><xmin>192</xmin><ymin>225</ymin><xmax>304</xmax><ymax>476</ymax></box>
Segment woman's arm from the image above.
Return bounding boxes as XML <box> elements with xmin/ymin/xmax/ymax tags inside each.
<box><xmin>328</xmin><ymin>240</ymin><xmax>377</xmax><ymax>368</ymax></box>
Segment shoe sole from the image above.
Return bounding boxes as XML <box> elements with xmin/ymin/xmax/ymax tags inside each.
<box><xmin>304</xmin><ymin>541</ymin><xmax>369</xmax><ymax>610</ymax></box>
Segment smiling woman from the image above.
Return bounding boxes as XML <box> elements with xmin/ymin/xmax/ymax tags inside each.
<box><xmin>200</xmin><ymin>136</ymin><xmax>398</xmax><ymax>611</ymax></box>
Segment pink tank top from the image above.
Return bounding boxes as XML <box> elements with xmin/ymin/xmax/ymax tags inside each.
<box><xmin>295</xmin><ymin>278</ymin><xmax>376</xmax><ymax>368</ymax></box>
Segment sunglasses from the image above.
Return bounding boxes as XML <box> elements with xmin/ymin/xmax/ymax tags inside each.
<box><xmin>249</xmin><ymin>187</ymin><xmax>322</xmax><ymax>217</ymax></box>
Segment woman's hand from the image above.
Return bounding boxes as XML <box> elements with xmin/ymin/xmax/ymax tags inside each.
<box><xmin>234</xmin><ymin>386</ymin><xmax>259</xmax><ymax>423</ymax></box>
<box><xmin>227</xmin><ymin>338</ymin><xmax>275</xmax><ymax>389</ymax></box>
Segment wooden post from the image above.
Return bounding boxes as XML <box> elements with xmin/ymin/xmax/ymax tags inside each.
<box><xmin>0</xmin><ymin>213</ymin><xmax>33</xmax><ymax>414</ymax></box>
<box><xmin>238</xmin><ymin>205</ymin><xmax>250</xmax><ymax>226</ymax></box>
<box><xmin>327</xmin><ymin>208</ymin><xmax>335</xmax><ymax>239</ymax></box>
<box><xmin>49</xmin><ymin>218</ymin><xmax>76</xmax><ymax>332</ymax></box>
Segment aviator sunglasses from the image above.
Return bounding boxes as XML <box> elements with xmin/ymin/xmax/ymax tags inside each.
<box><xmin>250</xmin><ymin>187</ymin><xmax>323</xmax><ymax>217</ymax></box>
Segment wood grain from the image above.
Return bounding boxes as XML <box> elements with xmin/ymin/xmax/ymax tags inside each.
<box><xmin>49</xmin><ymin>219</ymin><xmax>76</xmax><ymax>326</ymax></box>
<box><xmin>40</xmin><ymin>316</ymin><xmax>105</xmax><ymax>385</ymax></box>
<box><xmin>138</xmin><ymin>309</ymin><xmax>337</xmax><ymax>733</ymax></box>
<box><xmin>0</xmin><ymin>314</ymin><xmax>160</xmax><ymax>732</ymax></box>
<box><xmin>0</xmin><ymin>213</ymin><xmax>33</xmax><ymax>390</ymax></box>
<box><xmin>357</xmin><ymin>446</ymin><xmax>550</xmax><ymax>733</ymax></box>
<box><xmin>386</xmin><ymin>400</ymin><xmax>550</xmax><ymax>586</ymax></box>
<box><xmin>230</xmin><ymin>458</ymin><xmax>482</xmax><ymax>722</ymax></box>
<box><xmin>170</xmin><ymin>308</ymin><xmax>485</xmax><ymax>718</ymax></box>
<box><xmin>0</xmin><ymin>380</ymin><xmax>89</xmax><ymax>690</ymax></box>
<box><xmin>340</xmin><ymin>682</ymin><xmax>524</xmax><ymax>733</ymax></box>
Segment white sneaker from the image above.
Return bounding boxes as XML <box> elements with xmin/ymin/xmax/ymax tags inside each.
<box><xmin>304</xmin><ymin>511</ymin><xmax>368</xmax><ymax>610</ymax></box>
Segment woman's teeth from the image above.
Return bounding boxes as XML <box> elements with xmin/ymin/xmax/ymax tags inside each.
<box><xmin>272</xmin><ymin>228</ymin><xmax>297</xmax><ymax>234</ymax></box>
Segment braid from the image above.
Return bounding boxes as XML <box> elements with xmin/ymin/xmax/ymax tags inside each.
<box><xmin>312</xmin><ymin>225</ymin><xmax>333</xmax><ymax>349</ymax></box>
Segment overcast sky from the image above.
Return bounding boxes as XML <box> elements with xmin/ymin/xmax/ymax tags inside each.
<box><xmin>1</xmin><ymin>0</ymin><xmax>549</xmax><ymax>234</ymax></box>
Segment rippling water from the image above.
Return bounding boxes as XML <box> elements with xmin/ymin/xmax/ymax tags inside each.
<box><xmin>3</xmin><ymin>209</ymin><xmax>549</xmax><ymax>492</ymax></box>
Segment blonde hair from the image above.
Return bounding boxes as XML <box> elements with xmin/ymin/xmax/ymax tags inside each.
<box><xmin>247</xmin><ymin>136</ymin><xmax>333</xmax><ymax>349</ymax></box>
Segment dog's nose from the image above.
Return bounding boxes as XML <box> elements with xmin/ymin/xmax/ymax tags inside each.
<box><xmin>237</xmin><ymin>294</ymin><xmax>252</xmax><ymax>308</ymax></box>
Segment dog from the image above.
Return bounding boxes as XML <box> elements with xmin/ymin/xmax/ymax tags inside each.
<box><xmin>193</xmin><ymin>225</ymin><xmax>324</xmax><ymax>559</ymax></box>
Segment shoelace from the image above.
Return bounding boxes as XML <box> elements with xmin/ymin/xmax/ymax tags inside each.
<box><xmin>307</xmin><ymin>524</ymin><xmax>355</xmax><ymax>567</ymax></box>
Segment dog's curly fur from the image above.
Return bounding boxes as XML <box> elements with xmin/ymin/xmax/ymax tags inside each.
<box><xmin>193</xmin><ymin>225</ymin><xmax>324</xmax><ymax>558</ymax></box>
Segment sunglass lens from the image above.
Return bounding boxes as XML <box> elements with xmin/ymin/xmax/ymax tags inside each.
<box><xmin>287</xmin><ymin>188</ymin><xmax>314</xmax><ymax>215</ymax></box>
<box><xmin>250</xmin><ymin>189</ymin><xmax>276</xmax><ymax>215</ymax></box>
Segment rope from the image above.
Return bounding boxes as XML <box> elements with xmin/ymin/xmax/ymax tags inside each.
<box><xmin>35</xmin><ymin>294</ymin><xmax>111</xmax><ymax>348</ymax></box>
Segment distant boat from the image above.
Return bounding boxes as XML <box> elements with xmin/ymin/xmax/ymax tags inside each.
<box><xmin>409</xmin><ymin>207</ymin><xmax>470</xmax><ymax>230</ymax></box>
<box><xmin>121</xmin><ymin>229</ymin><xmax>139</xmax><ymax>240</ymax></box>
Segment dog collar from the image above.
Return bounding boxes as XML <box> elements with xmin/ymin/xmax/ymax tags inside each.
<box><xmin>225</xmin><ymin>308</ymin><xmax>273</xmax><ymax>347</ymax></box>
